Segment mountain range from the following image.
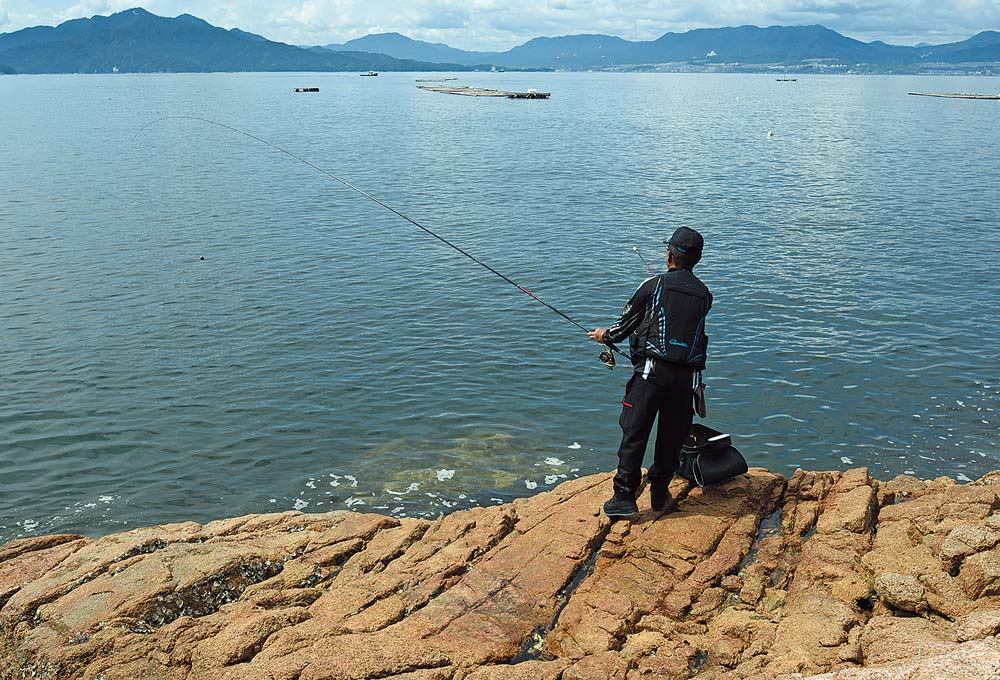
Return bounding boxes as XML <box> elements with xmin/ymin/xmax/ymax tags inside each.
<box><xmin>327</xmin><ymin>25</ymin><xmax>1000</xmax><ymax>70</ymax></box>
<box><xmin>0</xmin><ymin>8</ymin><xmax>471</xmax><ymax>74</ymax></box>
<box><xmin>1</xmin><ymin>8</ymin><xmax>998</xmax><ymax>75</ymax></box>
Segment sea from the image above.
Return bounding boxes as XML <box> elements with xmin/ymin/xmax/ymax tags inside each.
<box><xmin>1</xmin><ymin>71</ymin><xmax>998</xmax><ymax>543</ymax></box>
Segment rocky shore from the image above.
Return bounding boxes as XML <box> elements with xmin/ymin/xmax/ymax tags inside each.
<box><xmin>3</xmin><ymin>467</ymin><xmax>1000</xmax><ymax>679</ymax></box>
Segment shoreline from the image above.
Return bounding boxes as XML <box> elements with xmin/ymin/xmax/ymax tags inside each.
<box><xmin>4</xmin><ymin>467</ymin><xmax>1000</xmax><ymax>679</ymax></box>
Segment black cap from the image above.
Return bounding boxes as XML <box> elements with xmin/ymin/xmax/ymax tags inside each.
<box><xmin>664</xmin><ymin>227</ymin><xmax>704</xmax><ymax>259</ymax></box>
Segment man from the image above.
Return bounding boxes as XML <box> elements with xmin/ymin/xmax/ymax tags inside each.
<box><xmin>588</xmin><ymin>227</ymin><xmax>712</xmax><ymax>519</ymax></box>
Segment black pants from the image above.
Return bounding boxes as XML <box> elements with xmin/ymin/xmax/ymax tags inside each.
<box><xmin>614</xmin><ymin>364</ymin><xmax>694</xmax><ymax>497</ymax></box>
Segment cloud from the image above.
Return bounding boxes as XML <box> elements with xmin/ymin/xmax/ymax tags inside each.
<box><xmin>415</xmin><ymin>6</ymin><xmax>470</xmax><ymax>30</ymax></box>
<box><xmin>57</xmin><ymin>0</ymin><xmax>135</xmax><ymax>23</ymax></box>
<box><xmin>1</xmin><ymin>0</ymin><xmax>997</xmax><ymax>49</ymax></box>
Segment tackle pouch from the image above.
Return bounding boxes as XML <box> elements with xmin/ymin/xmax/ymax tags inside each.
<box><xmin>692</xmin><ymin>371</ymin><xmax>707</xmax><ymax>419</ymax></box>
<box><xmin>678</xmin><ymin>423</ymin><xmax>748</xmax><ymax>487</ymax></box>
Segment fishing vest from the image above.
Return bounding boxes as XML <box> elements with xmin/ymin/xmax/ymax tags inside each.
<box><xmin>630</xmin><ymin>269</ymin><xmax>711</xmax><ymax>371</ymax></box>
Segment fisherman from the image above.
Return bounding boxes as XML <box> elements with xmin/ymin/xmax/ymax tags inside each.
<box><xmin>588</xmin><ymin>227</ymin><xmax>712</xmax><ymax>519</ymax></box>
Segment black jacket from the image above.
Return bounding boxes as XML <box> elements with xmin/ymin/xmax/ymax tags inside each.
<box><xmin>606</xmin><ymin>269</ymin><xmax>712</xmax><ymax>375</ymax></box>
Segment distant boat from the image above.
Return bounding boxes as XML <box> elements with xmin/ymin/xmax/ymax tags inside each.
<box><xmin>776</xmin><ymin>77</ymin><xmax>797</xmax><ymax>81</ymax></box>
<box><xmin>360</xmin><ymin>71</ymin><xmax>378</xmax><ymax>77</ymax></box>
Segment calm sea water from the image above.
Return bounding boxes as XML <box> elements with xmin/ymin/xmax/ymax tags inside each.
<box><xmin>1</xmin><ymin>72</ymin><xmax>998</xmax><ymax>542</ymax></box>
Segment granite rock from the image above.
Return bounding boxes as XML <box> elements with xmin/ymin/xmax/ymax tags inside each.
<box><xmin>4</xmin><ymin>468</ymin><xmax>1000</xmax><ymax>680</ymax></box>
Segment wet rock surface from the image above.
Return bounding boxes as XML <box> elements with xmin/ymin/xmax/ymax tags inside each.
<box><xmin>3</xmin><ymin>468</ymin><xmax>1000</xmax><ymax>679</ymax></box>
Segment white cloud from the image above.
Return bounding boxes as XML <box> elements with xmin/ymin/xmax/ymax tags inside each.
<box><xmin>57</xmin><ymin>0</ymin><xmax>137</xmax><ymax>23</ymax></box>
<box><xmin>1</xmin><ymin>0</ymin><xmax>996</xmax><ymax>49</ymax></box>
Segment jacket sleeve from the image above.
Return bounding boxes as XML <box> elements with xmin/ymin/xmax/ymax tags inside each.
<box><xmin>605</xmin><ymin>277</ymin><xmax>655</xmax><ymax>344</ymax></box>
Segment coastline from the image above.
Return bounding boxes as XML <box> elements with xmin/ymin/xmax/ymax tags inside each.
<box><xmin>4</xmin><ymin>467</ymin><xmax>1000</xmax><ymax>679</ymax></box>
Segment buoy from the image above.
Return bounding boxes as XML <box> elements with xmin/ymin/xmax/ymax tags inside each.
<box><xmin>200</xmin><ymin>256</ymin><xmax>205</xmax><ymax>260</ymax></box>
<box><xmin>767</xmin><ymin>130</ymin><xmax>774</xmax><ymax>138</ymax></box>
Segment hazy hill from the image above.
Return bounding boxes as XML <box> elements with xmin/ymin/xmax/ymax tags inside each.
<box><xmin>325</xmin><ymin>32</ymin><xmax>498</xmax><ymax>65</ymax></box>
<box><xmin>630</xmin><ymin>25</ymin><xmax>912</xmax><ymax>64</ymax></box>
<box><xmin>322</xmin><ymin>24</ymin><xmax>1000</xmax><ymax>69</ymax></box>
<box><xmin>918</xmin><ymin>30</ymin><xmax>1000</xmax><ymax>62</ymax></box>
<box><xmin>499</xmin><ymin>34</ymin><xmax>640</xmax><ymax>68</ymax></box>
<box><xmin>0</xmin><ymin>8</ymin><xmax>471</xmax><ymax>73</ymax></box>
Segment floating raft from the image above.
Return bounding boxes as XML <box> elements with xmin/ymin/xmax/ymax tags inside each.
<box><xmin>293</xmin><ymin>87</ymin><xmax>319</xmax><ymax>92</ymax></box>
<box><xmin>908</xmin><ymin>91</ymin><xmax>1000</xmax><ymax>100</ymax></box>
<box><xmin>417</xmin><ymin>84</ymin><xmax>550</xmax><ymax>99</ymax></box>
<box><xmin>415</xmin><ymin>77</ymin><xmax>458</xmax><ymax>82</ymax></box>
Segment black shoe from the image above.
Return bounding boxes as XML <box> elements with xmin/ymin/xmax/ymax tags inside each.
<box><xmin>603</xmin><ymin>493</ymin><xmax>639</xmax><ymax>520</ymax></box>
<box><xmin>650</xmin><ymin>484</ymin><xmax>672</xmax><ymax>512</ymax></box>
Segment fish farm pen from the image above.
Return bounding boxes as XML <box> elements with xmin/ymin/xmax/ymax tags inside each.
<box><xmin>908</xmin><ymin>91</ymin><xmax>1000</xmax><ymax>100</ymax></box>
<box><xmin>417</xmin><ymin>84</ymin><xmax>551</xmax><ymax>99</ymax></box>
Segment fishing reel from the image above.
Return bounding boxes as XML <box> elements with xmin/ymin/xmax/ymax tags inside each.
<box><xmin>598</xmin><ymin>345</ymin><xmax>616</xmax><ymax>369</ymax></box>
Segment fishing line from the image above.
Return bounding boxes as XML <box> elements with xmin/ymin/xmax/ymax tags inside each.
<box><xmin>132</xmin><ymin>116</ymin><xmax>626</xmax><ymax>366</ymax></box>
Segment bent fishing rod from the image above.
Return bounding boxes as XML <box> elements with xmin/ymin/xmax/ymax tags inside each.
<box><xmin>133</xmin><ymin>116</ymin><xmax>625</xmax><ymax>368</ymax></box>
<box><xmin>632</xmin><ymin>245</ymin><xmax>658</xmax><ymax>277</ymax></box>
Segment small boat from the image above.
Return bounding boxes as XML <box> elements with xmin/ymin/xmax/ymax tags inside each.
<box><xmin>293</xmin><ymin>87</ymin><xmax>319</xmax><ymax>92</ymax></box>
<box><xmin>360</xmin><ymin>71</ymin><xmax>378</xmax><ymax>77</ymax></box>
<box><xmin>776</xmin><ymin>77</ymin><xmax>797</xmax><ymax>82</ymax></box>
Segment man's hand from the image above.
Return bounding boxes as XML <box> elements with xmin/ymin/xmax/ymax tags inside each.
<box><xmin>588</xmin><ymin>328</ymin><xmax>607</xmax><ymax>344</ymax></box>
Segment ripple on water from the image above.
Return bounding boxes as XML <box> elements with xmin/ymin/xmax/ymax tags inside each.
<box><xmin>1</xmin><ymin>72</ymin><xmax>998</xmax><ymax>542</ymax></box>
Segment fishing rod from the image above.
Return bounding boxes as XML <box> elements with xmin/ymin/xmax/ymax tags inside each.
<box><xmin>632</xmin><ymin>245</ymin><xmax>659</xmax><ymax>277</ymax></box>
<box><xmin>132</xmin><ymin>116</ymin><xmax>626</xmax><ymax>368</ymax></box>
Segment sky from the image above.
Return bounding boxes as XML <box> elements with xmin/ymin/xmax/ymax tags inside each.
<box><xmin>0</xmin><ymin>0</ymin><xmax>997</xmax><ymax>50</ymax></box>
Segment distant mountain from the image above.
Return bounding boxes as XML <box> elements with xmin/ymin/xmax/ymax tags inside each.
<box><xmin>321</xmin><ymin>24</ymin><xmax>1000</xmax><ymax>70</ymax></box>
<box><xmin>0</xmin><ymin>8</ymin><xmax>472</xmax><ymax>74</ymax></box>
<box><xmin>916</xmin><ymin>30</ymin><xmax>1000</xmax><ymax>62</ymax></box>
<box><xmin>325</xmin><ymin>33</ymin><xmax>499</xmax><ymax>65</ymax></box>
<box><xmin>321</xmin><ymin>32</ymin><xmax>637</xmax><ymax>68</ymax></box>
<box><xmin>2</xmin><ymin>9</ymin><xmax>997</xmax><ymax>74</ymax></box>
<box><xmin>499</xmin><ymin>34</ymin><xmax>639</xmax><ymax>69</ymax></box>
<box><xmin>629</xmin><ymin>25</ymin><xmax>912</xmax><ymax>64</ymax></box>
